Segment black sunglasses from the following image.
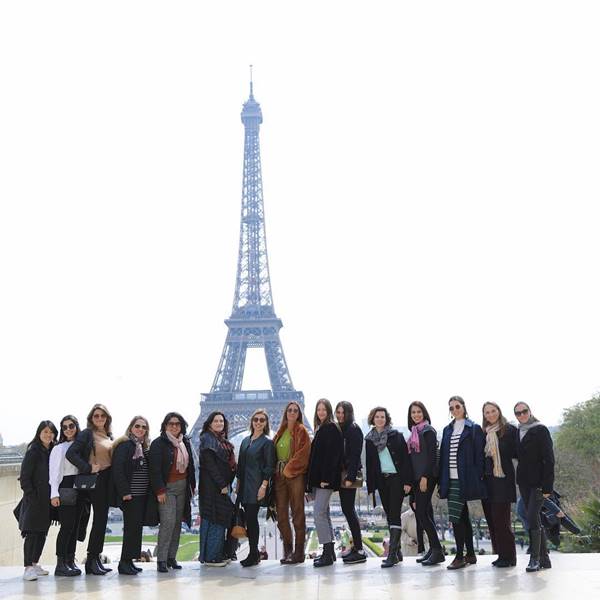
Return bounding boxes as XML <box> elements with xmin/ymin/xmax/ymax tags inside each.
<box><xmin>514</xmin><ymin>409</ymin><xmax>529</xmax><ymax>417</ymax></box>
<box><xmin>253</xmin><ymin>417</ymin><xmax>267</xmax><ymax>423</ymax></box>
<box><xmin>62</xmin><ymin>423</ymin><xmax>76</xmax><ymax>431</ymax></box>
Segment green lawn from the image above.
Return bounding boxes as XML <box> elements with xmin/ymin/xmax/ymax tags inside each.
<box><xmin>104</xmin><ymin>534</ymin><xmax>199</xmax><ymax>561</ymax></box>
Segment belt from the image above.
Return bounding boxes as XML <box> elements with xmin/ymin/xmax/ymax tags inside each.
<box><xmin>276</xmin><ymin>460</ymin><xmax>288</xmax><ymax>474</ymax></box>
<box><xmin>381</xmin><ymin>472</ymin><xmax>400</xmax><ymax>478</ymax></box>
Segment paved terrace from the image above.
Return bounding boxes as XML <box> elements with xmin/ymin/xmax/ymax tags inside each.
<box><xmin>1</xmin><ymin>554</ymin><xmax>599</xmax><ymax>599</ymax></box>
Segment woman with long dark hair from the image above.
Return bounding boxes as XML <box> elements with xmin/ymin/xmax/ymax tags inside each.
<box><xmin>236</xmin><ymin>409</ymin><xmax>276</xmax><ymax>567</ymax></box>
<box><xmin>307</xmin><ymin>398</ymin><xmax>344</xmax><ymax>568</ymax></box>
<box><xmin>66</xmin><ymin>404</ymin><xmax>114</xmax><ymax>575</ymax></box>
<box><xmin>335</xmin><ymin>401</ymin><xmax>366</xmax><ymax>565</ymax></box>
<box><xmin>272</xmin><ymin>401</ymin><xmax>310</xmax><ymax>564</ymax></box>
<box><xmin>438</xmin><ymin>396</ymin><xmax>486</xmax><ymax>570</ymax></box>
<box><xmin>406</xmin><ymin>401</ymin><xmax>444</xmax><ymax>566</ymax></box>
<box><xmin>18</xmin><ymin>420</ymin><xmax>58</xmax><ymax>581</ymax></box>
<box><xmin>198</xmin><ymin>411</ymin><xmax>236</xmax><ymax>567</ymax></box>
<box><xmin>112</xmin><ymin>415</ymin><xmax>154</xmax><ymax>575</ymax></box>
<box><xmin>514</xmin><ymin>401</ymin><xmax>555</xmax><ymax>572</ymax></box>
<box><xmin>365</xmin><ymin>406</ymin><xmax>413</xmax><ymax>568</ymax></box>
<box><xmin>149</xmin><ymin>412</ymin><xmax>196</xmax><ymax>573</ymax></box>
<box><xmin>49</xmin><ymin>415</ymin><xmax>83</xmax><ymax>576</ymax></box>
<box><xmin>481</xmin><ymin>402</ymin><xmax>518</xmax><ymax>568</ymax></box>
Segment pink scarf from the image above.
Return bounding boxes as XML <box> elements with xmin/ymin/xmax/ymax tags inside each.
<box><xmin>407</xmin><ymin>420</ymin><xmax>429</xmax><ymax>454</ymax></box>
<box><xmin>165</xmin><ymin>431</ymin><xmax>189</xmax><ymax>474</ymax></box>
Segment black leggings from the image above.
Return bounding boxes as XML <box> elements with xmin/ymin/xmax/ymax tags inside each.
<box><xmin>339</xmin><ymin>488</ymin><xmax>363</xmax><ymax>550</ymax></box>
<box><xmin>86</xmin><ymin>468</ymin><xmax>111</xmax><ymax>555</ymax></box>
<box><xmin>243</xmin><ymin>503</ymin><xmax>260</xmax><ymax>554</ymax></box>
<box><xmin>56</xmin><ymin>476</ymin><xmax>84</xmax><ymax>557</ymax></box>
<box><xmin>413</xmin><ymin>481</ymin><xmax>441</xmax><ymax>550</ymax></box>
<box><xmin>378</xmin><ymin>474</ymin><xmax>404</xmax><ymax>528</ymax></box>
<box><xmin>24</xmin><ymin>532</ymin><xmax>47</xmax><ymax>567</ymax></box>
<box><xmin>452</xmin><ymin>503</ymin><xmax>474</xmax><ymax>558</ymax></box>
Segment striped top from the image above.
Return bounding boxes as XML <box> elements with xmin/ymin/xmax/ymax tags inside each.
<box><xmin>130</xmin><ymin>449</ymin><xmax>150</xmax><ymax>496</ymax></box>
<box><xmin>449</xmin><ymin>419</ymin><xmax>465</xmax><ymax>479</ymax></box>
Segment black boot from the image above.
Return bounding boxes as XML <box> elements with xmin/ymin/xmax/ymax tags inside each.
<box><xmin>85</xmin><ymin>555</ymin><xmax>107</xmax><ymax>576</ymax></box>
<box><xmin>416</xmin><ymin>548</ymin><xmax>432</xmax><ymax>563</ymax></box>
<box><xmin>55</xmin><ymin>557</ymin><xmax>77</xmax><ymax>577</ymax></box>
<box><xmin>118</xmin><ymin>560</ymin><xmax>138</xmax><ymax>575</ymax></box>
<box><xmin>66</xmin><ymin>554</ymin><xmax>81</xmax><ymax>575</ymax></box>
<box><xmin>129</xmin><ymin>560</ymin><xmax>142</xmax><ymax>572</ymax></box>
<box><xmin>421</xmin><ymin>548</ymin><xmax>446</xmax><ymax>566</ymax></box>
<box><xmin>240</xmin><ymin>549</ymin><xmax>260</xmax><ymax>567</ymax></box>
<box><xmin>539</xmin><ymin>529</ymin><xmax>552</xmax><ymax>569</ymax></box>
<box><xmin>381</xmin><ymin>529</ymin><xmax>402</xmax><ymax>568</ymax></box>
<box><xmin>526</xmin><ymin>529</ymin><xmax>541</xmax><ymax>572</ymax></box>
<box><xmin>157</xmin><ymin>561</ymin><xmax>168</xmax><ymax>573</ymax></box>
<box><xmin>167</xmin><ymin>558</ymin><xmax>182</xmax><ymax>570</ymax></box>
<box><xmin>313</xmin><ymin>542</ymin><xmax>335</xmax><ymax>568</ymax></box>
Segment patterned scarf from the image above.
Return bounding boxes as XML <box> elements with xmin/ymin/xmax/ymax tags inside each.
<box><xmin>407</xmin><ymin>420</ymin><xmax>429</xmax><ymax>454</ymax></box>
<box><xmin>214</xmin><ymin>431</ymin><xmax>237</xmax><ymax>472</ymax></box>
<box><xmin>165</xmin><ymin>431</ymin><xmax>189</xmax><ymax>473</ymax></box>
<box><xmin>484</xmin><ymin>423</ymin><xmax>505</xmax><ymax>478</ymax></box>
<box><xmin>128</xmin><ymin>433</ymin><xmax>144</xmax><ymax>460</ymax></box>
<box><xmin>366</xmin><ymin>425</ymin><xmax>392</xmax><ymax>452</ymax></box>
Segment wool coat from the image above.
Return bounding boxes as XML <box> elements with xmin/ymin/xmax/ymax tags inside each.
<box><xmin>483</xmin><ymin>423</ymin><xmax>518</xmax><ymax>503</ymax></box>
<box><xmin>438</xmin><ymin>419</ymin><xmax>487</xmax><ymax>501</ymax></box>
<box><xmin>516</xmin><ymin>424</ymin><xmax>555</xmax><ymax>494</ymax></box>
<box><xmin>306</xmin><ymin>422</ymin><xmax>344</xmax><ymax>491</ymax></box>
<box><xmin>365</xmin><ymin>429</ymin><xmax>414</xmax><ymax>495</ymax></box>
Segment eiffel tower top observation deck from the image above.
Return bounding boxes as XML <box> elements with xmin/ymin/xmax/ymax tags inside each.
<box><xmin>191</xmin><ymin>75</ymin><xmax>306</xmax><ymax>442</ymax></box>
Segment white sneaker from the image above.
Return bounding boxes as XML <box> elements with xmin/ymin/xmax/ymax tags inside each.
<box><xmin>33</xmin><ymin>564</ymin><xmax>49</xmax><ymax>576</ymax></box>
<box><xmin>23</xmin><ymin>566</ymin><xmax>38</xmax><ymax>581</ymax></box>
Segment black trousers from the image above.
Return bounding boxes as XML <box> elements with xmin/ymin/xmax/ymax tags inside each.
<box><xmin>121</xmin><ymin>495</ymin><xmax>148</xmax><ymax>560</ymax></box>
<box><xmin>86</xmin><ymin>468</ymin><xmax>111</xmax><ymax>555</ymax></box>
<box><xmin>24</xmin><ymin>532</ymin><xmax>47</xmax><ymax>567</ymax></box>
<box><xmin>413</xmin><ymin>480</ymin><xmax>441</xmax><ymax>550</ymax></box>
<box><xmin>339</xmin><ymin>488</ymin><xmax>363</xmax><ymax>550</ymax></box>
<box><xmin>377</xmin><ymin>474</ymin><xmax>404</xmax><ymax>528</ymax></box>
<box><xmin>482</xmin><ymin>500</ymin><xmax>516</xmax><ymax>562</ymax></box>
<box><xmin>56</xmin><ymin>477</ymin><xmax>84</xmax><ymax>557</ymax></box>
<box><xmin>452</xmin><ymin>503</ymin><xmax>475</xmax><ymax>558</ymax></box>
<box><xmin>519</xmin><ymin>485</ymin><xmax>549</xmax><ymax>559</ymax></box>
<box><xmin>243</xmin><ymin>503</ymin><xmax>260</xmax><ymax>554</ymax></box>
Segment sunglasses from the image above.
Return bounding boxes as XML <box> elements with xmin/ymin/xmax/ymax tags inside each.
<box><xmin>253</xmin><ymin>417</ymin><xmax>267</xmax><ymax>423</ymax></box>
<box><xmin>449</xmin><ymin>404</ymin><xmax>463</xmax><ymax>411</ymax></box>
<box><xmin>167</xmin><ymin>421</ymin><xmax>181</xmax><ymax>427</ymax></box>
<box><xmin>514</xmin><ymin>409</ymin><xmax>529</xmax><ymax>417</ymax></box>
<box><xmin>62</xmin><ymin>423</ymin><xmax>76</xmax><ymax>431</ymax></box>
<box><xmin>133</xmin><ymin>424</ymin><xmax>148</xmax><ymax>430</ymax></box>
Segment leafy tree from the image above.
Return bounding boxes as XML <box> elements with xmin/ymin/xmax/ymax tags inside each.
<box><xmin>555</xmin><ymin>395</ymin><xmax>600</xmax><ymax>460</ymax></box>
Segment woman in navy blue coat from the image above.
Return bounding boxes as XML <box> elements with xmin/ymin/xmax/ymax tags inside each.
<box><xmin>438</xmin><ymin>396</ymin><xmax>486</xmax><ymax>570</ymax></box>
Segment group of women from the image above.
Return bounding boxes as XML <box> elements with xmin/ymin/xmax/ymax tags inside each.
<box><xmin>15</xmin><ymin>395</ymin><xmax>555</xmax><ymax>581</ymax></box>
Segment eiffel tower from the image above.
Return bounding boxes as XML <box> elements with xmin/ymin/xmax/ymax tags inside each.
<box><xmin>191</xmin><ymin>75</ymin><xmax>306</xmax><ymax>443</ymax></box>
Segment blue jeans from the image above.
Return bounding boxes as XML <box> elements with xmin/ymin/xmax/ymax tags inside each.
<box><xmin>199</xmin><ymin>518</ymin><xmax>226</xmax><ymax>562</ymax></box>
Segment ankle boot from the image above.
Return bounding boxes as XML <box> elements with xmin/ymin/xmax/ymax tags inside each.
<box><xmin>167</xmin><ymin>558</ymin><xmax>182</xmax><ymax>569</ymax></box>
<box><xmin>313</xmin><ymin>542</ymin><xmax>334</xmax><ymax>568</ymax></box>
<box><xmin>157</xmin><ymin>561</ymin><xmax>168</xmax><ymax>573</ymax></box>
<box><xmin>421</xmin><ymin>548</ymin><xmax>446</xmax><ymax>566</ymax></box>
<box><xmin>129</xmin><ymin>559</ymin><xmax>142</xmax><ymax>572</ymax></box>
<box><xmin>381</xmin><ymin>529</ymin><xmax>402</xmax><ymax>568</ymax></box>
<box><xmin>240</xmin><ymin>549</ymin><xmax>260</xmax><ymax>567</ymax></box>
<box><xmin>66</xmin><ymin>554</ymin><xmax>81</xmax><ymax>575</ymax></box>
<box><xmin>416</xmin><ymin>548</ymin><xmax>432</xmax><ymax>563</ymax></box>
<box><xmin>526</xmin><ymin>529</ymin><xmax>541</xmax><ymax>572</ymax></box>
<box><xmin>55</xmin><ymin>557</ymin><xmax>77</xmax><ymax>577</ymax></box>
<box><xmin>118</xmin><ymin>560</ymin><xmax>138</xmax><ymax>575</ymax></box>
<box><xmin>85</xmin><ymin>555</ymin><xmax>107</xmax><ymax>576</ymax></box>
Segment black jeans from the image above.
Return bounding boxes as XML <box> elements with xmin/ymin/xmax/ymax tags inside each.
<box><xmin>56</xmin><ymin>475</ymin><xmax>84</xmax><ymax>557</ymax></box>
<box><xmin>86</xmin><ymin>468</ymin><xmax>111</xmax><ymax>555</ymax></box>
<box><xmin>414</xmin><ymin>480</ymin><xmax>441</xmax><ymax>550</ymax></box>
<box><xmin>377</xmin><ymin>474</ymin><xmax>404</xmax><ymax>528</ymax></box>
<box><xmin>243</xmin><ymin>503</ymin><xmax>260</xmax><ymax>555</ymax></box>
<box><xmin>339</xmin><ymin>488</ymin><xmax>363</xmax><ymax>550</ymax></box>
<box><xmin>24</xmin><ymin>532</ymin><xmax>47</xmax><ymax>567</ymax></box>
<box><xmin>121</xmin><ymin>495</ymin><xmax>148</xmax><ymax>560</ymax></box>
<box><xmin>519</xmin><ymin>486</ymin><xmax>545</xmax><ymax>531</ymax></box>
<box><xmin>452</xmin><ymin>503</ymin><xmax>474</xmax><ymax>558</ymax></box>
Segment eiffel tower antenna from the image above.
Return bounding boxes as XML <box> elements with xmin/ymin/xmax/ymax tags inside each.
<box><xmin>191</xmin><ymin>77</ymin><xmax>306</xmax><ymax>442</ymax></box>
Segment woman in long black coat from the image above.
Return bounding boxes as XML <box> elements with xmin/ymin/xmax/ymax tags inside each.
<box><xmin>236</xmin><ymin>409</ymin><xmax>276</xmax><ymax>567</ymax></box>
<box><xmin>198</xmin><ymin>411</ymin><xmax>237</xmax><ymax>567</ymax></box>
<box><xmin>17</xmin><ymin>420</ymin><xmax>58</xmax><ymax>581</ymax></box>
<box><xmin>481</xmin><ymin>402</ymin><xmax>518</xmax><ymax>568</ymax></box>
<box><xmin>514</xmin><ymin>401</ymin><xmax>555</xmax><ymax>572</ymax></box>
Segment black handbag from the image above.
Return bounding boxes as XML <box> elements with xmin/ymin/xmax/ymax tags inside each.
<box><xmin>59</xmin><ymin>487</ymin><xmax>78</xmax><ymax>506</ymax></box>
<box><xmin>74</xmin><ymin>474</ymin><xmax>98</xmax><ymax>490</ymax></box>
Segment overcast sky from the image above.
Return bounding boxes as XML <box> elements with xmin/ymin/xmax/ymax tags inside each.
<box><xmin>1</xmin><ymin>1</ymin><xmax>599</xmax><ymax>445</ymax></box>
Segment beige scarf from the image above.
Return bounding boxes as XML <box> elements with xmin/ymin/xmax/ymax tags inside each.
<box><xmin>485</xmin><ymin>424</ymin><xmax>505</xmax><ymax>478</ymax></box>
<box><xmin>165</xmin><ymin>432</ymin><xmax>189</xmax><ymax>474</ymax></box>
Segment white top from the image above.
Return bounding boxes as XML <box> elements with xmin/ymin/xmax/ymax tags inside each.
<box><xmin>49</xmin><ymin>441</ymin><xmax>79</xmax><ymax>498</ymax></box>
<box><xmin>449</xmin><ymin>419</ymin><xmax>465</xmax><ymax>480</ymax></box>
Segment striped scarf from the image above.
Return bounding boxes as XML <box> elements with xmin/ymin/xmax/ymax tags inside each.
<box><xmin>484</xmin><ymin>423</ymin><xmax>505</xmax><ymax>478</ymax></box>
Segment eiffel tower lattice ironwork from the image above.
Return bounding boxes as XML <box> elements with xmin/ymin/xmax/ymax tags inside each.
<box><xmin>191</xmin><ymin>77</ymin><xmax>306</xmax><ymax>443</ymax></box>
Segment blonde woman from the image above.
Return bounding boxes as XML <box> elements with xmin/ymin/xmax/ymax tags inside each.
<box><xmin>236</xmin><ymin>409</ymin><xmax>276</xmax><ymax>567</ymax></box>
<box><xmin>112</xmin><ymin>416</ymin><xmax>153</xmax><ymax>575</ymax></box>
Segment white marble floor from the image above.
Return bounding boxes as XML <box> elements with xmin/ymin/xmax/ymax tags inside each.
<box><xmin>1</xmin><ymin>554</ymin><xmax>599</xmax><ymax>600</ymax></box>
